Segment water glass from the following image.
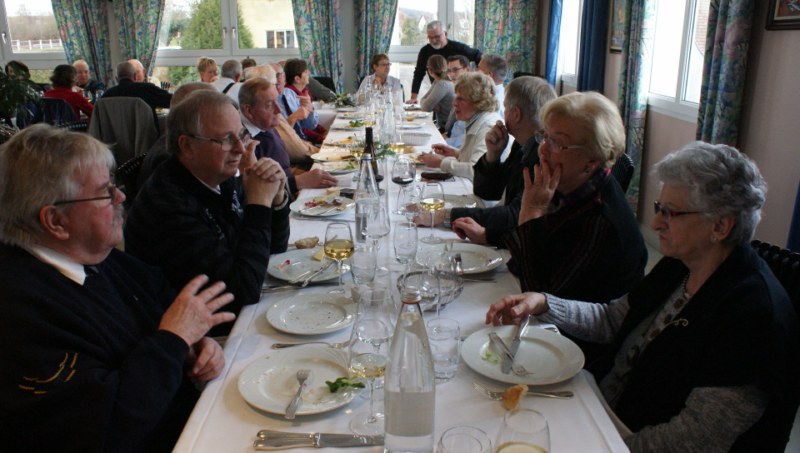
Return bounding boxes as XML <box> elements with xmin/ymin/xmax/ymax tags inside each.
<box><xmin>495</xmin><ymin>409</ymin><xmax>550</xmax><ymax>453</ymax></box>
<box><xmin>438</xmin><ymin>425</ymin><xmax>492</xmax><ymax>453</ymax></box>
<box><xmin>426</xmin><ymin>318</ymin><xmax>460</xmax><ymax>383</ymax></box>
<box><xmin>351</xmin><ymin>244</ymin><xmax>377</xmax><ymax>284</ymax></box>
<box><xmin>393</xmin><ymin>221</ymin><xmax>418</xmax><ymax>274</ymax></box>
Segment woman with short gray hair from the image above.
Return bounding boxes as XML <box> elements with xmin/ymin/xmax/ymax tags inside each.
<box><xmin>487</xmin><ymin>141</ymin><xmax>799</xmax><ymax>452</ymax></box>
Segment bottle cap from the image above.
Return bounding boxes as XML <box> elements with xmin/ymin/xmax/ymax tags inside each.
<box><xmin>401</xmin><ymin>290</ymin><xmax>422</xmax><ymax>305</ymax></box>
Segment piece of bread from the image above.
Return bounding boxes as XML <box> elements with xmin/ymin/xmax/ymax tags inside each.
<box><xmin>325</xmin><ymin>187</ymin><xmax>341</xmax><ymax>196</ymax></box>
<box><xmin>312</xmin><ymin>248</ymin><xmax>326</xmax><ymax>261</ymax></box>
<box><xmin>294</xmin><ymin>237</ymin><xmax>319</xmax><ymax>249</ymax></box>
<box><xmin>501</xmin><ymin>384</ymin><xmax>528</xmax><ymax>410</ymax></box>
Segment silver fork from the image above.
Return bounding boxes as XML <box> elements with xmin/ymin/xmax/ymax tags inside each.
<box><xmin>284</xmin><ymin>369</ymin><xmax>311</xmax><ymax>419</ymax></box>
<box><xmin>271</xmin><ymin>338</ymin><xmax>353</xmax><ymax>349</ymax></box>
<box><xmin>472</xmin><ymin>381</ymin><xmax>573</xmax><ymax>400</ymax></box>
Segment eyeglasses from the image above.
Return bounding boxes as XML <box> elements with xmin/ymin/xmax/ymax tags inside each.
<box><xmin>653</xmin><ymin>201</ymin><xmax>702</xmax><ymax>222</ymax></box>
<box><xmin>534</xmin><ymin>131</ymin><xmax>585</xmax><ymax>152</ymax></box>
<box><xmin>54</xmin><ymin>184</ymin><xmax>119</xmax><ymax>206</ymax></box>
<box><xmin>187</xmin><ymin>128</ymin><xmax>252</xmax><ymax>151</ymax></box>
<box><xmin>378</xmin><ymin>62</ymin><xmax>392</xmax><ymax>67</ymax></box>
<box><xmin>447</xmin><ymin>67</ymin><xmax>464</xmax><ymax>73</ymax></box>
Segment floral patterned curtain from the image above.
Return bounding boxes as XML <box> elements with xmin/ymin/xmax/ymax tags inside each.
<box><xmin>292</xmin><ymin>0</ymin><xmax>344</xmax><ymax>92</ymax></box>
<box><xmin>113</xmin><ymin>0</ymin><xmax>166</xmax><ymax>76</ymax></box>
<box><xmin>355</xmin><ymin>0</ymin><xmax>398</xmax><ymax>89</ymax></box>
<box><xmin>616</xmin><ymin>0</ymin><xmax>655</xmax><ymax>213</ymax></box>
<box><xmin>474</xmin><ymin>0</ymin><xmax>538</xmax><ymax>78</ymax></box>
<box><xmin>696</xmin><ymin>0</ymin><xmax>754</xmax><ymax>145</ymax></box>
<box><xmin>51</xmin><ymin>0</ymin><xmax>112</xmax><ymax>86</ymax></box>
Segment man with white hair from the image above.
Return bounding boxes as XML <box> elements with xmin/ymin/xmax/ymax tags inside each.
<box><xmin>72</xmin><ymin>59</ymin><xmax>105</xmax><ymax>102</ymax></box>
<box><xmin>212</xmin><ymin>59</ymin><xmax>243</xmax><ymax>102</ymax></box>
<box><xmin>127</xmin><ymin>58</ymin><xmax>147</xmax><ymax>82</ymax></box>
<box><xmin>478</xmin><ymin>54</ymin><xmax>508</xmax><ymax>117</ymax></box>
<box><xmin>409</xmin><ymin>20</ymin><xmax>481</xmax><ymax>104</ymax></box>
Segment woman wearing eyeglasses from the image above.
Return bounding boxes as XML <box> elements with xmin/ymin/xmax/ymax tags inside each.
<box><xmin>355</xmin><ymin>54</ymin><xmax>402</xmax><ymax>104</ymax></box>
<box><xmin>487</xmin><ymin>141</ymin><xmax>800</xmax><ymax>452</ymax></box>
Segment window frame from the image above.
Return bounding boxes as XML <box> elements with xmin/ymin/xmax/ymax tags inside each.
<box><xmin>557</xmin><ymin>0</ymin><xmax>583</xmax><ymax>89</ymax></box>
<box><xmin>646</xmin><ymin>0</ymin><xmax>706</xmax><ymax>123</ymax></box>
<box><xmin>386</xmin><ymin>0</ymin><xmax>471</xmax><ymax>64</ymax></box>
<box><xmin>0</xmin><ymin>3</ymin><xmax>67</xmax><ymax>72</ymax></box>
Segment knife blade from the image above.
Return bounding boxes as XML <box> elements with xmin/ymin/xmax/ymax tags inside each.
<box><xmin>508</xmin><ymin>314</ymin><xmax>531</xmax><ymax>363</ymax></box>
<box><xmin>254</xmin><ymin>430</ymin><xmax>384</xmax><ymax>450</ymax></box>
<box><xmin>488</xmin><ymin>332</ymin><xmax>514</xmax><ymax>374</ymax></box>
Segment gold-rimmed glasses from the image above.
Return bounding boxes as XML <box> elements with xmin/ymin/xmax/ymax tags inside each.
<box><xmin>534</xmin><ymin>131</ymin><xmax>584</xmax><ymax>152</ymax></box>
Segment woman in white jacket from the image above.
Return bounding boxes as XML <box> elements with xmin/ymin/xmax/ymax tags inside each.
<box><xmin>418</xmin><ymin>72</ymin><xmax>501</xmax><ymax>180</ymax></box>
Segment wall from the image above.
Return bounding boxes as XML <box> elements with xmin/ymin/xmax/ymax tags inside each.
<box><xmin>603</xmin><ymin>1</ymin><xmax>800</xmax><ymax>248</ymax></box>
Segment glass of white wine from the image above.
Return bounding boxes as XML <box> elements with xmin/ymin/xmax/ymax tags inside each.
<box><xmin>348</xmin><ymin>284</ymin><xmax>393</xmax><ymax>436</ymax></box>
<box><xmin>420</xmin><ymin>182</ymin><xmax>445</xmax><ymax>244</ymax></box>
<box><xmin>495</xmin><ymin>409</ymin><xmax>550</xmax><ymax>453</ymax></box>
<box><xmin>324</xmin><ymin>222</ymin><xmax>354</xmax><ymax>294</ymax></box>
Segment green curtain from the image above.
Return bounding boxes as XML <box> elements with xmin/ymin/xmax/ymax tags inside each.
<box><xmin>51</xmin><ymin>0</ymin><xmax>112</xmax><ymax>85</ymax></box>
<box><xmin>355</xmin><ymin>0</ymin><xmax>399</xmax><ymax>89</ymax></box>
<box><xmin>616</xmin><ymin>0</ymin><xmax>655</xmax><ymax>213</ymax></box>
<box><xmin>474</xmin><ymin>0</ymin><xmax>538</xmax><ymax>78</ymax></box>
<box><xmin>114</xmin><ymin>0</ymin><xmax>165</xmax><ymax>76</ymax></box>
<box><xmin>292</xmin><ymin>0</ymin><xmax>344</xmax><ymax>92</ymax></box>
<box><xmin>696</xmin><ymin>0</ymin><xmax>754</xmax><ymax>146</ymax></box>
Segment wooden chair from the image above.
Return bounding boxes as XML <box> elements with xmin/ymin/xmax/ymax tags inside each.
<box><xmin>751</xmin><ymin>239</ymin><xmax>800</xmax><ymax>312</ymax></box>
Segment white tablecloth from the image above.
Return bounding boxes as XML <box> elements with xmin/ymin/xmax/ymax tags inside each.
<box><xmin>172</xmin><ymin>113</ymin><xmax>629</xmax><ymax>453</ymax></box>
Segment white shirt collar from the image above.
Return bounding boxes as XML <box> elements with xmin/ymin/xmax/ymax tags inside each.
<box><xmin>26</xmin><ymin>244</ymin><xmax>88</xmax><ymax>285</ymax></box>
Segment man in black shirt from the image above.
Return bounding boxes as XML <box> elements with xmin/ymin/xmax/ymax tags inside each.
<box><xmin>408</xmin><ymin>20</ymin><xmax>482</xmax><ymax>103</ymax></box>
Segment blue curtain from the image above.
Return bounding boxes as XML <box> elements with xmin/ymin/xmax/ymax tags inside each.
<box><xmin>292</xmin><ymin>0</ymin><xmax>344</xmax><ymax>92</ymax></box>
<box><xmin>616</xmin><ymin>0</ymin><xmax>656</xmax><ymax>213</ymax></box>
<box><xmin>355</xmin><ymin>0</ymin><xmax>398</xmax><ymax>89</ymax></box>
<box><xmin>545</xmin><ymin>0</ymin><xmax>563</xmax><ymax>87</ymax></box>
<box><xmin>576</xmin><ymin>0</ymin><xmax>609</xmax><ymax>91</ymax></box>
<box><xmin>51</xmin><ymin>0</ymin><xmax>112</xmax><ymax>85</ymax></box>
<box><xmin>696</xmin><ymin>0</ymin><xmax>754</xmax><ymax>145</ymax></box>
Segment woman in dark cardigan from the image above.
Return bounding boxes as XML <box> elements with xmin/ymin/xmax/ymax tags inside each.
<box><xmin>487</xmin><ymin>142</ymin><xmax>800</xmax><ymax>452</ymax></box>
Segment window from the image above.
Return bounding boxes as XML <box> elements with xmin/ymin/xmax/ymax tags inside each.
<box><xmin>557</xmin><ymin>0</ymin><xmax>582</xmax><ymax>88</ymax></box>
<box><xmin>0</xmin><ymin>0</ymin><xmax>66</xmax><ymax>74</ymax></box>
<box><xmin>647</xmin><ymin>0</ymin><xmax>710</xmax><ymax>121</ymax></box>
<box><xmin>155</xmin><ymin>0</ymin><xmax>299</xmax><ymax>83</ymax></box>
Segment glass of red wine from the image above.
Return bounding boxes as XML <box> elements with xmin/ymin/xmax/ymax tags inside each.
<box><xmin>391</xmin><ymin>156</ymin><xmax>416</xmax><ymax>215</ymax></box>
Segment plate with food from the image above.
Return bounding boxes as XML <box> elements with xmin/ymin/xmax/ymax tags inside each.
<box><xmin>336</xmin><ymin>106</ymin><xmax>358</xmax><ymax>112</ymax></box>
<box><xmin>290</xmin><ymin>195</ymin><xmax>354</xmax><ymax>217</ymax></box>
<box><xmin>266</xmin><ymin>293</ymin><xmax>357</xmax><ymax>335</ymax></box>
<box><xmin>311</xmin><ymin>149</ymin><xmax>352</xmax><ymax>162</ymax></box>
<box><xmin>319</xmin><ymin>160</ymin><xmax>358</xmax><ymax>175</ymax></box>
<box><xmin>416</xmin><ymin>242</ymin><xmax>502</xmax><ymax>274</ymax></box>
<box><xmin>397</xmin><ymin>123</ymin><xmax>423</xmax><ymax>130</ymax></box>
<box><xmin>331</xmin><ymin>120</ymin><xmax>372</xmax><ymax>131</ymax></box>
<box><xmin>404</xmin><ymin>111</ymin><xmax>432</xmax><ymax>120</ymax></box>
<box><xmin>403</xmin><ymin>104</ymin><xmax>422</xmax><ymax>111</ymax></box>
<box><xmin>338</xmin><ymin>111</ymin><xmax>367</xmax><ymax>120</ymax></box>
<box><xmin>267</xmin><ymin>248</ymin><xmax>345</xmax><ymax>283</ymax></box>
<box><xmin>461</xmin><ymin>326</ymin><xmax>584</xmax><ymax>386</ymax></box>
<box><xmin>238</xmin><ymin>348</ymin><xmax>359</xmax><ymax>416</ymax></box>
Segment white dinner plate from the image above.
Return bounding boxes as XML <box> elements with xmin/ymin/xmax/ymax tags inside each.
<box><xmin>238</xmin><ymin>348</ymin><xmax>358</xmax><ymax>416</ymax></box>
<box><xmin>266</xmin><ymin>293</ymin><xmax>357</xmax><ymax>335</ymax></box>
<box><xmin>311</xmin><ymin>149</ymin><xmax>352</xmax><ymax>161</ymax></box>
<box><xmin>331</xmin><ymin>123</ymin><xmax>366</xmax><ymax>131</ymax></box>
<box><xmin>338</xmin><ymin>112</ymin><xmax>367</xmax><ymax>120</ymax></box>
<box><xmin>444</xmin><ymin>194</ymin><xmax>481</xmax><ymax>210</ymax></box>
<box><xmin>336</xmin><ymin>107</ymin><xmax>358</xmax><ymax>112</ymax></box>
<box><xmin>326</xmin><ymin>137</ymin><xmax>358</xmax><ymax>147</ymax></box>
<box><xmin>319</xmin><ymin>160</ymin><xmax>357</xmax><ymax>175</ymax></box>
<box><xmin>268</xmin><ymin>248</ymin><xmax>346</xmax><ymax>283</ymax></box>
<box><xmin>404</xmin><ymin>111</ymin><xmax>432</xmax><ymax>119</ymax></box>
<box><xmin>417</xmin><ymin>242</ymin><xmax>503</xmax><ymax>274</ymax></box>
<box><xmin>461</xmin><ymin>326</ymin><xmax>585</xmax><ymax>385</ymax></box>
<box><xmin>290</xmin><ymin>197</ymin><xmax>354</xmax><ymax>217</ymax></box>
<box><xmin>397</xmin><ymin>123</ymin><xmax>423</xmax><ymax>130</ymax></box>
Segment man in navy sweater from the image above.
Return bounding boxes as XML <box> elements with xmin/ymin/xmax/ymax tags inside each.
<box><xmin>0</xmin><ymin>125</ymin><xmax>236</xmax><ymax>452</ymax></box>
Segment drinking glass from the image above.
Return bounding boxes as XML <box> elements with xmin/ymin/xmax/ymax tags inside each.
<box><xmin>351</xmin><ymin>244</ymin><xmax>377</xmax><ymax>284</ymax></box>
<box><xmin>398</xmin><ymin>183</ymin><xmax>421</xmax><ymax>222</ymax></box>
<box><xmin>393</xmin><ymin>221</ymin><xmax>418</xmax><ymax>275</ymax></box>
<box><xmin>324</xmin><ymin>222</ymin><xmax>354</xmax><ymax>294</ymax></box>
<box><xmin>365</xmin><ymin>201</ymin><xmax>390</xmax><ymax>275</ymax></box>
<box><xmin>495</xmin><ymin>409</ymin><xmax>550</xmax><ymax>453</ymax></box>
<box><xmin>392</xmin><ymin>157</ymin><xmax>417</xmax><ymax>214</ymax></box>
<box><xmin>419</xmin><ymin>182</ymin><xmax>445</xmax><ymax>244</ymax></box>
<box><xmin>426</xmin><ymin>318</ymin><xmax>461</xmax><ymax>383</ymax></box>
<box><xmin>348</xmin><ymin>284</ymin><xmax>394</xmax><ymax>435</ymax></box>
<box><xmin>438</xmin><ymin>425</ymin><xmax>493</xmax><ymax>453</ymax></box>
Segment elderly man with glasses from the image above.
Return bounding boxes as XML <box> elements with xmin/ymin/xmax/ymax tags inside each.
<box><xmin>125</xmin><ymin>90</ymin><xmax>290</xmax><ymax>334</ymax></box>
<box><xmin>0</xmin><ymin>124</ymin><xmax>236</xmax><ymax>452</ymax></box>
<box><xmin>408</xmin><ymin>20</ymin><xmax>482</xmax><ymax>105</ymax></box>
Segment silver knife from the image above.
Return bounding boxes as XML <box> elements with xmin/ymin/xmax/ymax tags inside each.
<box><xmin>488</xmin><ymin>332</ymin><xmax>515</xmax><ymax>374</ymax></box>
<box><xmin>254</xmin><ymin>430</ymin><xmax>384</xmax><ymax>449</ymax></box>
<box><xmin>508</xmin><ymin>314</ymin><xmax>531</xmax><ymax>364</ymax></box>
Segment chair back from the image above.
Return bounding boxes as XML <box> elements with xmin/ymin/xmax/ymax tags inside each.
<box><xmin>610</xmin><ymin>152</ymin><xmax>634</xmax><ymax>193</ymax></box>
<box><xmin>41</xmin><ymin>98</ymin><xmax>77</xmax><ymax>126</ymax></box>
<box><xmin>313</xmin><ymin>76</ymin><xmax>336</xmax><ymax>92</ymax></box>
<box><xmin>116</xmin><ymin>153</ymin><xmax>148</xmax><ymax>209</ymax></box>
<box><xmin>88</xmin><ymin>97</ymin><xmax>158</xmax><ymax>166</ymax></box>
<box><xmin>751</xmin><ymin>240</ymin><xmax>800</xmax><ymax>312</ymax></box>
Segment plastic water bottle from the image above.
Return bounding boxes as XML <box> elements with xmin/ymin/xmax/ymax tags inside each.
<box><xmin>384</xmin><ymin>291</ymin><xmax>435</xmax><ymax>452</ymax></box>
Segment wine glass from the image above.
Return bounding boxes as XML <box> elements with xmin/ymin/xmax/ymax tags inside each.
<box><xmin>324</xmin><ymin>222</ymin><xmax>354</xmax><ymax>294</ymax></box>
<box><xmin>419</xmin><ymin>182</ymin><xmax>445</xmax><ymax>244</ymax></box>
<box><xmin>365</xmin><ymin>200</ymin><xmax>390</xmax><ymax>275</ymax></box>
<box><xmin>398</xmin><ymin>183</ymin><xmax>421</xmax><ymax>222</ymax></box>
<box><xmin>348</xmin><ymin>285</ymin><xmax>394</xmax><ymax>436</ymax></box>
<box><xmin>391</xmin><ymin>157</ymin><xmax>416</xmax><ymax>215</ymax></box>
<box><xmin>393</xmin><ymin>221</ymin><xmax>418</xmax><ymax>276</ymax></box>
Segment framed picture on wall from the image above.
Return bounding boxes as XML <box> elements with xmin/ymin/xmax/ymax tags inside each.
<box><xmin>610</xmin><ymin>0</ymin><xmax>626</xmax><ymax>52</ymax></box>
<box><xmin>766</xmin><ymin>0</ymin><xmax>800</xmax><ymax>30</ymax></box>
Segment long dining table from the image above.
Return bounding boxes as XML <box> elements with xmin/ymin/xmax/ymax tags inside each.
<box><xmin>172</xmin><ymin>107</ymin><xmax>629</xmax><ymax>452</ymax></box>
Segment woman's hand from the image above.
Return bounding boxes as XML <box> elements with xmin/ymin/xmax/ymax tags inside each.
<box><xmin>485</xmin><ymin>292</ymin><xmax>549</xmax><ymax>326</ymax></box>
<box><xmin>432</xmin><ymin>143</ymin><xmax>459</xmax><ymax>158</ymax></box>
<box><xmin>518</xmin><ymin>162</ymin><xmax>560</xmax><ymax>225</ymax></box>
<box><xmin>418</xmin><ymin>152</ymin><xmax>444</xmax><ymax>168</ymax></box>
